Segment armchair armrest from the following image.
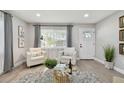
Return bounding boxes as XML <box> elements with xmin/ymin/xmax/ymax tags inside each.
<box><xmin>26</xmin><ymin>51</ymin><xmax>32</xmax><ymax>62</ymax></box>
<box><xmin>57</xmin><ymin>50</ymin><xmax>64</xmax><ymax>63</ymax></box>
<box><xmin>27</xmin><ymin>51</ymin><xmax>31</xmax><ymax>56</ymax></box>
<box><xmin>71</xmin><ymin>51</ymin><xmax>77</xmax><ymax>65</ymax></box>
<box><xmin>72</xmin><ymin>51</ymin><xmax>77</xmax><ymax>57</ymax></box>
<box><xmin>58</xmin><ymin>51</ymin><xmax>64</xmax><ymax>56</ymax></box>
<box><xmin>42</xmin><ymin>50</ymin><xmax>47</xmax><ymax>59</ymax></box>
<box><xmin>42</xmin><ymin>50</ymin><xmax>46</xmax><ymax>54</ymax></box>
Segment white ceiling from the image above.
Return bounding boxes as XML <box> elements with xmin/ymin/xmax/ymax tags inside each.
<box><xmin>9</xmin><ymin>10</ymin><xmax>118</xmax><ymax>24</ymax></box>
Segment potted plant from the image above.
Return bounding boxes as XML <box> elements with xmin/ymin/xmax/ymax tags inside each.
<box><xmin>44</xmin><ymin>59</ymin><xmax>57</xmax><ymax>69</ymax></box>
<box><xmin>103</xmin><ymin>45</ymin><xmax>115</xmax><ymax>69</ymax></box>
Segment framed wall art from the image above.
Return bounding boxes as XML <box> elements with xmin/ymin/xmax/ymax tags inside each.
<box><xmin>119</xmin><ymin>43</ymin><xmax>124</xmax><ymax>55</ymax></box>
<box><xmin>119</xmin><ymin>29</ymin><xmax>124</xmax><ymax>41</ymax></box>
<box><xmin>18</xmin><ymin>26</ymin><xmax>24</xmax><ymax>48</ymax></box>
<box><xmin>18</xmin><ymin>26</ymin><xmax>24</xmax><ymax>37</ymax></box>
<box><xmin>119</xmin><ymin>16</ymin><xmax>124</xmax><ymax>28</ymax></box>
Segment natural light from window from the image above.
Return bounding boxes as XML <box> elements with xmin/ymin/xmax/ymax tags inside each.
<box><xmin>40</xmin><ymin>26</ymin><xmax>67</xmax><ymax>48</ymax></box>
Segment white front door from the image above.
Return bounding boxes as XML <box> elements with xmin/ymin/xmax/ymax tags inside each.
<box><xmin>79</xmin><ymin>28</ymin><xmax>95</xmax><ymax>59</ymax></box>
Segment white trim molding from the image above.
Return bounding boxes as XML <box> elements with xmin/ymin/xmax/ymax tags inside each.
<box><xmin>114</xmin><ymin>66</ymin><xmax>124</xmax><ymax>75</ymax></box>
<box><xmin>93</xmin><ymin>57</ymin><xmax>124</xmax><ymax>75</ymax></box>
<box><xmin>93</xmin><ymin>57</ymin><xmax>104</xmax><ymax>64</ymax></box>
<box><xmin>76</xmin><ymin>57</ymin><xmax>80</xmax><ymax>61</ymax></box>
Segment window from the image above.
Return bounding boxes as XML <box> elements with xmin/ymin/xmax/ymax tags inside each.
<box><xmin>40</xmin><ymin>26</ymin><xmax>67</xmax><ymax>48</ymax></box>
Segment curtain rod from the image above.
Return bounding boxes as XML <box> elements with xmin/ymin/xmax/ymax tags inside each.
<box><xmin>33</xmin><ymin>24</ymin><xmax>73</xmax><ymax>27</ymax></box>
<box><xmin>0</xmin><ymin>10</ymin><xmax>13</xmax><ymax>17</ymax></box>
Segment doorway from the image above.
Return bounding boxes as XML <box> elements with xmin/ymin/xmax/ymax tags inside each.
<box><xmin>79</xmin><ymin>28</ymin><xmax>95</xmax><ymax>59</ymax></box>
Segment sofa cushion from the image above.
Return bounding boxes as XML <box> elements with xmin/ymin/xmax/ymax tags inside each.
<box><xmin>64</xmin><ymin>48</ymin><xmax>75</xmax><ymax>56</ymax></box>
<box><xmin>61</xmin><ymin>56</ymin><xmax>72</xmax><ymax>59</ymax></box>
<box><xmin>31</xmin><ymin>51</ymin><xmax>42</xmax><ymax>57</ymax></box>
<box><xmin>31</xmin><ymin>56</ymin><xmax>44</xmax><ymax>60</ymax></box>
<box><xmin>30</xmin><ymin>48</ymin><xmax>42</xmax><ymax>52</ymax></box>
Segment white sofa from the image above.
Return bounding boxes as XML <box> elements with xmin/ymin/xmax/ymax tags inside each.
<box><xmin>58</xmin><ymin>47</ymin><xmax>77</xmax><ymax>65</ymax></box>
<box><xmin>26</xmin><ymin>48</ymin><xmax>47</xmax><ymax>67</ymax></box>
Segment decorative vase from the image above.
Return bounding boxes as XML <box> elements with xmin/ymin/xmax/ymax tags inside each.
<box><xmin>105</xmin><ymin>61</ymin><xmax>114</xmax><ymax>70</ymax></box>
<box><xmin>69</xmin><ymin>59</ymin><xmax>72</xmax><ymax>74</ymax></box>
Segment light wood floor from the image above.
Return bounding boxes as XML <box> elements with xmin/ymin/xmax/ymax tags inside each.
<box><xmin>0</xmin><ymin>60</ymin><xmax>124</xmax><ymax>83</ymax></box>
<box><xmin>77</xmin><ymin>60</ymin><xmax>124</xmax><ymax>82</ymax></box>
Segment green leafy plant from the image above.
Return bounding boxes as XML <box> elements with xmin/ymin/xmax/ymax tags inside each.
<box><xmin>44</xmin><ymin>59</ymin><xmax>57</xmax><ymax>69</ymax></box>
<box><xmin>103</xmin><ymin>45</ymin><xmax>115</xmax><ymax>62</ymax></box>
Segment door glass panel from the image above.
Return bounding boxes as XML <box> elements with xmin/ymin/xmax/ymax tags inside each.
<box><xmin>83</xmin><ymin>31</ymin><xmax>93</xmax><ymax>41</ymax></box>
<box><xmin>83</xmin><ymin>32</ymin><xmax>92</xmax><ymax>38</ymax></box>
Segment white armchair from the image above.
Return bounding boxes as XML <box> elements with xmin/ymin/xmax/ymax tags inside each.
<box><xmin>58</xmin><ymin>47</ymin><xmax>77</xmax><ymax>65</ymax></box>
<box><xmin>26</xmin><ymin>48</ymin><xmax>47</xmax><ymax>67</ymax></box>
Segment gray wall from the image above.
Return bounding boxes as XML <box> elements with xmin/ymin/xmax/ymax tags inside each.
<box><xmin>95</xmin><ymin>11</ymin><xmax>124</xmax><ymax>70</ymax></box>
<box><xmin>12</xmin><ymin>16</ymin><xmax>28</xmax><ymax>67</ymax></box>
<box><xmin>26</xmin><ymin>24</ymin><xmax>34</xmax><ymax>48</ymax></box>
<box><xmin>72</xmin><ymin>24</ymin><xmax>95</xmax><ymax>58</ymax></box>
<box><xmin>26</xmin><ymin>24</ymin><xmax>95</xmax><ymax>57</ymax></box>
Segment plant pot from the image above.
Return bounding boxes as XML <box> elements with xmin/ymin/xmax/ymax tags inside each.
<box><xmin>105</xmin><ymin>61</ymin><xmax>114</xmax><ymax>70</ymax></box>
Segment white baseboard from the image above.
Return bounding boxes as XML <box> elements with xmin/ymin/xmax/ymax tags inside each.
<box><xmin>114</xmin><ymin>66</ymin><xmax>124</xmax><ymax>75</ymax></box>
<box><xmin>93</xmin><ymin>57</ymin><xmax>104</xmax><ymax>64</ymax></box>
<box><xmin>76</xmin><ymin>57</ymin><xmax>80</xmax><ymax>61</ymax></box>
<box><xmin>93</xmin><ymin>57</ymin><xmax>124</xmax><ymax>75</ymax></box>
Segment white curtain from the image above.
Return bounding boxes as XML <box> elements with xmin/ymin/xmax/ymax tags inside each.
<box><xmin>0</xmin><ymin>11</ymin><xmax>4</xmax><ymax>74</ymax></box>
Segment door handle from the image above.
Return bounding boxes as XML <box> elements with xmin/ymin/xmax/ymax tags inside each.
<box><xmin>80</xmin><ymin>44</ymin><xmax>82</xmax><ymax>48</ymax></box>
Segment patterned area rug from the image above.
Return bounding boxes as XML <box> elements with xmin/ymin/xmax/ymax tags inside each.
<box><xmin>14</xmin><ymin>69</ymin><xmax>102</xmax><ymax>83</ymax></box>
<box><xmin>13</xmin><ymin>71</ymin><xmax>43</xmax><ymax>83</ymax></box>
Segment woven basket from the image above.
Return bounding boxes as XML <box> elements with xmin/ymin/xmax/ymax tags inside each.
<box><xmin>53</xmin><ymin>70</ymin><xmax>70</xmax><ymax>83</ymax></box>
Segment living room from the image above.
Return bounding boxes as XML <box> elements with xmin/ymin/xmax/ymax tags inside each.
<box><xmin>0</xmin><ymin>10</ymin><xmax>124</xmax><ymax>83</ymax></box>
